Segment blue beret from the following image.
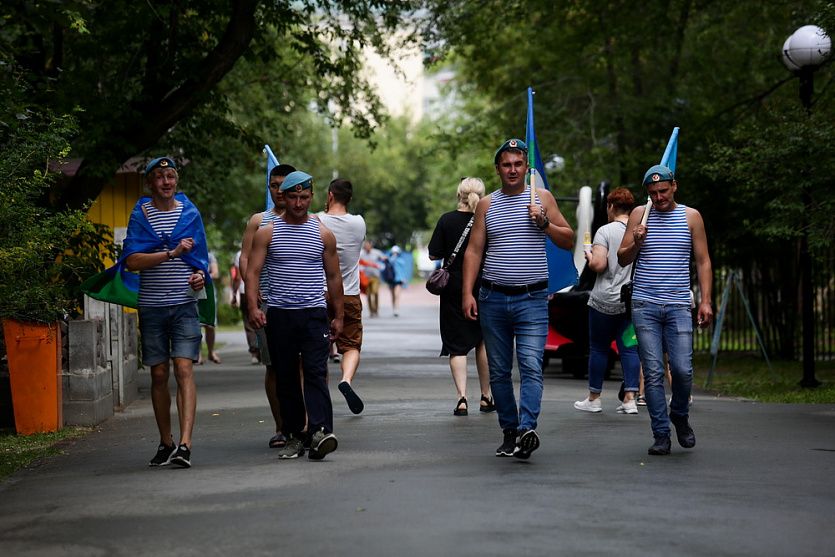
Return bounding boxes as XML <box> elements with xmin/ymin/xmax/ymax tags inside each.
<box><xmin>279</xmin><ymin>170</ymin><xmax>314</xmax><ymax>192</ymax></box>
<box><xmin>643</xmin><ymin>164</ymin><xmax>675</xmax><ymax>186</ymax></box>
<box><xmin>144</xmin><ymin>157</ymin><xmax>177</xmax><ymax>174</ymax></box>
<box><xmin>494</xmin><ymin>138</ymin><xmax>528</xmax><ymax>164</ymax></box>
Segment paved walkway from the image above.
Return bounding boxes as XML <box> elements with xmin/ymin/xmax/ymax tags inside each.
<box><xmin>1</xmin><ymin>286</ymin><xmax>834</xmax><ymax>556</ymax></box>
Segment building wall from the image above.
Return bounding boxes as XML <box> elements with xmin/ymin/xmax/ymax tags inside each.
<box><xmin>86</xmin><ymin>172</ymin><xmax>144</xmax><ymax>263</ymax></box>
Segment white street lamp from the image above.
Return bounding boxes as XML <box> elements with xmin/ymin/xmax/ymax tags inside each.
<box><xmin>781</xmin><ymin>25</ymin><xmax>830</xmax><ymax>388</ymax></box>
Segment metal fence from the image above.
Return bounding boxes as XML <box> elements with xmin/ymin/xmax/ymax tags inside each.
<box><xmin>694</xmin><ymin>253</ymin><xmax>835</xmax><ymax>360</ymax></box>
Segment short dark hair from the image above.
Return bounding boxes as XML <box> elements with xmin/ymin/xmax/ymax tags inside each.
<box><xmin>607</xmin><ymin>187</ymin><xmax>635</xmax><ymax>214</ymax></box>
<box><xmin>328</xmin><ymin>178</ymin><xmax>353</xmax><ymax>205</ymax></box>
<box><xmin>270</xmin><ymin>163</ymin><xmax>296</xmax><ymax>178</ymax></box>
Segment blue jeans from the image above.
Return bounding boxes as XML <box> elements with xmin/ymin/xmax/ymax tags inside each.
<box><xmin>587</xmin><ymin>308</ymin><xmax>640</xmax><ymax>394</ymax></box>
<box><xmin>139</xmin><ymin>302</ymin><xmax>201</xmax><ymax>366</ymax></box>
<box><xmin>478</xmin><ymin>287</ymin><xmax>548</xmax><ymax>432</ymax></box>
<box><xmin>631</xmin><ymin>300</ymin><xmax>693</xmax><ymax>438</ymax></box>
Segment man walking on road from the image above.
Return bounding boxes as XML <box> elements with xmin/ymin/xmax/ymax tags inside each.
<box><xmin>360</xmin><ymin>240</ymin><xmax>384</xmax><ymax>317</ymax></box>
<box><xmin>462</xmin><ymin>139</ymin><xmax>574</xmax><ymax>459</ymax></box>
<box><xmin>319</xmin><ymin>178</ymin><xmax>367</xmax><ymax>414</ymax></box>
<box><xmin>245</xmin><ymin>170</ymin><xmax>344</xmax><ymax>460</ymax></box>
<box><xmin>234</xmin><ymin>163</ymin><xmax>296</xmax><ymax>448</ymax></box>
<box><xmin>618</xmin><ymin>164</ymin><xmax>713</xmax><ymax>456</ymax></box>
<box><xmin>125</xmin><ymin>156</ymin><xmax>210</xmax><ymax>469</ymax></box>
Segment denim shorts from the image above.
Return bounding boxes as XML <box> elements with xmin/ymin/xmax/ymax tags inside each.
<box><xmin>139</xmin><ymin>302</ymin><xmax>201</xmax><ymax>366</ymax></box>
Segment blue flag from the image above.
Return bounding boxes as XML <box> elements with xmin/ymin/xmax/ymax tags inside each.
<box><xmin>264</xmin><ymin>145</ymin><xmax>279</xmax><ymax>211</ymax></box>
<box><xmin>526</xmin><ymin>86</ymin><xmax>578</xmax><ymax>293</ymax></box>
<box><xmin>661</xmin><ymin>127</ymin><xmax>679</xmax><ymax>171</ymax></box>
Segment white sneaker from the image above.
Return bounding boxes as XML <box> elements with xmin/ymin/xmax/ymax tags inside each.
<box><xmin>616</xmin><ymin>400</ymin><xmax>638</xmax><ymax>414</ymax></box>
<box><xmin>573</xmin><ymin>397</ymin><xmax>602</xmax><ymax>413</ymax></box>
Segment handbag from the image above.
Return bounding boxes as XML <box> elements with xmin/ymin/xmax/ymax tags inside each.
<box><xmin>426</xmin><ymin>216</ymin><xmax>475</xmax><ymax>295</ymax></box>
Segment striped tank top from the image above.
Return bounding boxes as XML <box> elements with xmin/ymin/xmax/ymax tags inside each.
<box><xmin>482</xmin><ymin>186</ymin><xmax>549</xmax><ymax>285</ymax></box>
<box><xmin>258</xmin><ymin>210</ymin><xmax>281</xmax><ymax>298</ymax></box>
<box><xmin>633</xmin><ymin>204</ymin><xmax>692</xmax><ymax>304</ymax></box>
<box><xmin>138</xmin><ymin>202</ymin><xmax>194</xmax><ymax>307</ymax></box>
<box><xmin>265</xmin><ymin>217</ymin><xmax>326</xmax><ymax>309</ymax></box>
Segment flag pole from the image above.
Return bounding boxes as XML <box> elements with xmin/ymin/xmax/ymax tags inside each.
<box><xmin>527</xmin><ymin>88</ymin><xmax>536</xmax><ymax>205</ymax></box>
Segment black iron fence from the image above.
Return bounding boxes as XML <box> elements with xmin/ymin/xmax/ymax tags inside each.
<box><xmin>694</xmin><ymin>252</ymin><xmax>835</xmax><ymax>360</ymax></box>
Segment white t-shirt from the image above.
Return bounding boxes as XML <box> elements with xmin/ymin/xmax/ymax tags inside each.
<box><xmin>588</xmin><ymin>221</ymin><xmax>633</xmax><ymax>315</ymax></box>
<box><xmin>317</xmin><ymin>212</ymin><xmax>366</xmax><ymax>295</ymax></box>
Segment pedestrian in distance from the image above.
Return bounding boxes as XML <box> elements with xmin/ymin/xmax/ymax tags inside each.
<box><xmin>236</xmin><ymin>163</ymin><xmax>296</xmax><ymax>448</ymax></box>
<box><xmin>382</xmin><ymin>245</ymin><xmax>405</xmax><ymax>317</ymax></box>
<box><xmin>125</xmin><ymin>156</ymin><xmax>210</xmax><ymax>469</ymax></box>
<box><xmin>198</xmin><ymin>251</ymin><xmax>221</xmax><ymax>365</ymax></box>
<box><xmin>617</xmin><ymin>164</ymin><xmax>713</xmax><ymax>456</ymax></box>
<box><xmin>462</xmin><ymin>139</ymin><xmax>574</xmax><ymax>459</ymax></box>
<box><xmin>245</xmin><ymin>170</ymin><xmax>344</xmax><ymax>461</ymax></box>
<box><xmin>573</xmin><ymin>187</ymin><xmax>641</xmax><ymax>414</ymax></box>
<box><xmin>428</xmin><ymin>176</ymin><xmax>494</xmax><ymax>417</ymax></box>
<box><xmin>360</xmin><ymin>240</ymin><xmax>384</xmax><ymax>317</ymax></box>
<box><xmin>318</xmin><ymin>178</ymin><xmax>367</xmax><ymax>415</ymax></box>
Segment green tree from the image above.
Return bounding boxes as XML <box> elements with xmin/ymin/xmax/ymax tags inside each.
<box><xmin>0</xmin><ymin>0</ymin><xmax>421</xmax><ymax>212</ymax></box>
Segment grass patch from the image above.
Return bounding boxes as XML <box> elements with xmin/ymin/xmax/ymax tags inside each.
<box><xmin>0</xmin><ymin>427</ymin><xmax>91</xmax><ymax>479</ymax></box>
<box><xmin>694</xmin><ymin>353</ymin><xmax>835</xmax><ymax>403</ymax></box>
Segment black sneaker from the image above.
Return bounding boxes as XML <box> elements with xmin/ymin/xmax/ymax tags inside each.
<box><xmin>496</xmin><ymin>429</ymin><xmax>517</xmax><ymax>457</ymax></box>
<box><xmin>170</xmin><ymin>444</ymin><xmax>192</xmax><ymax>468</ymax></box>
<box><xmin>670</xmin><ymin>413</ymin><xmax>696</xmax><ymax>448</ymax></box>
<box><xmin>648</xmin><ymin>436</ymin><xmax>671</xmax><ymax>455</ymax></box>
<box><xmin>513</xmin><ymin>429</ymin><xmax>541</xmax><ymax>460</ymax></box>
<box><xmin>278</xmin><ymin>435</ymin><xmax>306</xmax><ymax>459</ymax></box>
<box><xmin>308</xmin><ymin>428</ymin><xmax>338</xmax><ymax>460</ymax></box>
<box><xmin>338</xmin><ymin>381</ymin><xmax>364</xmax><ymax>414</ymax></box>
<box><xmin>148</xmin><ymin>443</ymin><xmax>177</xmax><ymax>467</ymax></box>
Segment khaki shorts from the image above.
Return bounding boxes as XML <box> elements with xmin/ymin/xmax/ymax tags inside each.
<box><xmin>335</xmin><ymin>295</ymin><xmax>363</xmax><ymax>353</ymax></box>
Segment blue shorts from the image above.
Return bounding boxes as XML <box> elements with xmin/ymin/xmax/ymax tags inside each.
<box><xmin>139</xmin><ymin>302</ymin><xmax>201</xmax><ymax>366</ymax></box>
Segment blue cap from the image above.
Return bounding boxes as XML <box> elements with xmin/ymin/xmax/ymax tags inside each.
<box><xmin>494</xmin><ymin>138</ymin><xmax>527</xmax><ymax>164</ymax></box>
<box><xmin>144</xmin><ymin>157</ymin><xmax>177</xmax><ymax>174</ymax></box>
<box><xmin>279</xmin><ymin>170</ymin><xmax>314</xmax><ymax>192</ymax></box>
<box><xmin>642</xmin><ymin>164</ymin><xmax>675</xmax><ymax>186</ymax></box>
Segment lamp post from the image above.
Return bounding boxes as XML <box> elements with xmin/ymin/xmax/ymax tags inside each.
<box><xmin>781</xmin><ymin>25</ymin><xmax>831</xmax><ymax>388</ymax></box>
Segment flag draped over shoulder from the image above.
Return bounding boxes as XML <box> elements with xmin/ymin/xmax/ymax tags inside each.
<box><xmin>81</xmin><ymin>192</ymin><xmax>215</xmax><ymax>325</ymax></box>
<box><xmin>526</xmin><ymin>86</ymin><xmax>578</xmax><ymax>293</ymax></box>
<box><xmin>264</xmin><ymin>145</ymin><xmax>279</xmax><ymax>211</ymax></box>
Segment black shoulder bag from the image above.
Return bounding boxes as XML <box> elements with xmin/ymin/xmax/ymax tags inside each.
<box><xmin>426</xmin><ymin>216</ymin><xmax>475</xmax><ymax>295</ymax></box>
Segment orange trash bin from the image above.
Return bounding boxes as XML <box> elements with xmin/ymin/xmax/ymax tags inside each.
<box><xmin>2</xmin><ymin>319</ymin><xmax>62</xmax><ymax>434</ymax></box>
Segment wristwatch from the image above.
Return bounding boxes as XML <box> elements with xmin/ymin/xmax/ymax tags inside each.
<box><xmin>537</xmin><ymin>216</ymin><xmax>550</xmax><ymax>230</ymax></box>
<box><xmin>166</xmin><ymin>250</ymin><xmax>174</xmax><ymax>260</ymax></box>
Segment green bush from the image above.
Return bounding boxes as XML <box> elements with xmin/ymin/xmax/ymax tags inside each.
<box><xmin>216</xmin><ymin>303</ymin><xmax>241</xmax><ymax>326</ymax></box>
<box><xmin>0</xmin><ymin>111</ymin><xmax>113</xmax><ymax>323</ymax></box>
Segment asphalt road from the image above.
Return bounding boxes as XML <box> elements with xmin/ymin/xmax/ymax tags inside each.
<box><xmin>1</xmin><ymin>287</ymin><xmax>834</xmax><ymax>556</ymax></box>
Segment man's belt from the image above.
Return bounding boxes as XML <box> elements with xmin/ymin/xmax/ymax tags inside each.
<box><xmin>481</xmin><ymin>279</ymin><xmax>548</xmax><ymax>295</ymax></box>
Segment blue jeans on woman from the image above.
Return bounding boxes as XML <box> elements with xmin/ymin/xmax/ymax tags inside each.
<box><xmin>478</xmin><ymin>286</ymin><xmax>549</xmax><ymax>432</ymax></box>
<box><xmin>587</xmin><ymin>307</ymin><xmax>640</xmax><ymax>394</ymax></box>
<box><xmin>631</xmin><ymin>300</ymin><xmax>694</xmax><ymax>438</ymax></box>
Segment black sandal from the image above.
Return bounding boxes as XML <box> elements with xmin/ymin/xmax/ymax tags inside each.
<box><xmin>453</xmin><ymin>397</ymin><xmax>468</xmax><ymax>416</ymax></box>
<box><xmin>479</xmin><ymin>395</ymin><xmax>496</xmax><ymax>413</ymax></box>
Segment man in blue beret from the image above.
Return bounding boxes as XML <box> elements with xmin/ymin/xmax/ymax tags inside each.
<box><xmin>126</xmin><ymin>156</ymin><xmax>210</xmax><ymax>468</ymax></box>
<box><xmin>618</xmin><ymin>164</ymin><xmax>713</xmax><ymax>456</ymax></box>
<box><xmin>462</xmin><ymin>139</ymin><xmax>574</xmax><ymax>460</ymax></box>
<box><xmin>233</xmin><ymin>162</ymin><xmax>296</xmax><ymax>449</ymax></box>
<box><xmin>245</xmin><ymin>170</ymin><xmax>345</xmax><ymax>460</ymax></box>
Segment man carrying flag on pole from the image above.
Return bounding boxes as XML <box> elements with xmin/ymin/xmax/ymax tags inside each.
<box><xmin>617</xmin><ymin>128</ymin><xmax>713</xmax><ymax>456</ymax></box>
<box><xmin>462</xmin><ymin>138</ymin><xmax>573</xmax><ymax>460</ymax></box>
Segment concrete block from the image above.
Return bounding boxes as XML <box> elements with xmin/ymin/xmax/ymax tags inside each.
<box><xmin>68</xmin><ymin>320</ymin><xmax>98</xmax><ymax>373</ymax></box>
<box><xmin>67</xmin><ymin>369</ymin><xmax>112</xmax><ymax>402</ymax></box>
<box><xmin>63</xmin><ymin>392</ymin><xmax>113</xmax><ymax>426</ymax></box>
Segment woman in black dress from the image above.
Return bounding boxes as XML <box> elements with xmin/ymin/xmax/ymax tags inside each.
<box><xmin>428</xmin><ymin>177</ymin><xmax>494</xmax><ymax>416</ymax></box>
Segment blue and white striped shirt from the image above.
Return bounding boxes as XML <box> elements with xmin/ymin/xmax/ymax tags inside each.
<box><xmin>258</xmin><ymin>210</ymin><xmax>281</xmax><ymax>299</ymax></box>
<box><xmin>265</xmin><ymin>217</ymin><xmax>326</xmax><ymax>309</ymax></box>
<box><xmin>138</xmin><ymin>202</ymin><xmax>194</xmax><ymax>307</ymax></box>
<box><xmin>482</xmin><ymin>186</ymin><xmax>549</xmax><ymax>285</ymax></box>
<box><xmin>633</xmin><ymin>204</ymin><xmax>692</xmax><ymax>305</ymax></box>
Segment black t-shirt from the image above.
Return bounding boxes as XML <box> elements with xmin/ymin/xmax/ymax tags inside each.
<box><xmin>428</xmin><ymin>210</ymin><xmax>475</xmax><ymax>283</ymax></box>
